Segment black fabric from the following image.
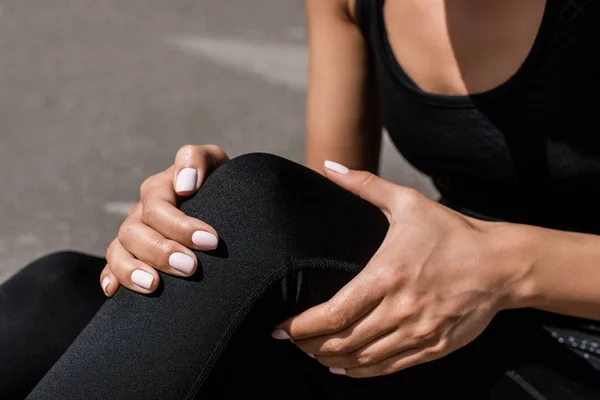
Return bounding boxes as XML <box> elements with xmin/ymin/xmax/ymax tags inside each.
<box><xmin>354</xmin><ymin>0</ymin><xmax>600</xmax><ymax>233</ymax></box>
<box><xmin>3</xmin><ymin>153</ymin><xmax>597</xmax><ymax>399</ymax></box>
<box><xmin>0</xmin><ymin>252</ymin><xmax>106</xmax><ymax>399</ymax></box>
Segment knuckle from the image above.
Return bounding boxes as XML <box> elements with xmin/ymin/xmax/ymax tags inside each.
<box><xmin>325</xmin><ymin>305</ymin><xmax>349</xmax><ymax>332</ymax></box>
<box><xmin>105</xmin><ymin>240</ymin><xmax>117</xmax><ymax>259</ymax></box>
<box><xmin>117</xmin><ymin>221</ymin><xmax>133</xmax><ymax>243</ymax></box>
<box><xmin>149</xmin><ymin>239</ymin><xmax>171</xmax><ymax>261</ymax></box>
<box><xmin>394</xmin><ymin>187</ymin><xmax>423</xmax><ymax>211</ymax></box>
<box><xmin>355</xmin><ymin>352</ymin><xmax>373</xmax><ymax>366</ymax></box>
<box><xmin>355</xmin><ymin>172</ymin><xmax>377</xmax><ymax>198</ymax></box>
<box><xmin>324</xmin><ymin>339</ymin><xmax>350</xmax><ymax>354</ymax></box>
<box><xmin>398</xmin><ymin>293</ymin><xmax>422</xmax><ymax>318</ymax></box>
<box><xmin>414</xmin><ymin>323</ymin><xmax>440</xmax><ymax>343</ymax></box>
<box><xmin>141</xmin><ymin>198</ymin><xmax>161</xmax><ymax>225</ymax></box>
<box><xmin>128</xmin><ymin>202</ymin><xmax>142</xmax><ymax>217</ymax></box>
<box><xmin>140</xmin><ymin>175</ymin><xmax>158</xmax><ymax>197</ymax></box>
<box><xmin>422</xmin><ymin>340</ymin><xmax>447</xmax><ymax>360</ymax></box>
<box><xmin>177</xmin><ymin>144</ymin><xmax>200</xmax><ymax>159</ymax></box>
<box><xmin>431</xmin><ymin>339</ymin><xmax>449</xmax><ymax>356</ymax></box>
<box><xmin>393</xmin><ymin>303</ymin><xmax>418</xmax><ymax>326</ymax></box>
<box><xmin>375</xmin><ymin>264</ymin><xmax>406</xmax><ymax>289</ymax></box>
<box><xmin>204</xmin><ymin>144</ymin><xmax>225</xmax><ymax>156</ymax></box>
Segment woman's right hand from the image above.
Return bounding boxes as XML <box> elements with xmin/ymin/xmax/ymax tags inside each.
<box><xmin>100</xmin><ymin>144</ymin><xmax>229</xmax><ymax>296</ymax></box>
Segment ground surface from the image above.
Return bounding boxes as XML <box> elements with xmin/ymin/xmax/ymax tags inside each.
<box><xmin>0</xmin><ymin>0</ymin><xmax>435</xmax><ymax>283</ymax></box>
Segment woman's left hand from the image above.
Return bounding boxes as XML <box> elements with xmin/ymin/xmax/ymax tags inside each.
<box><xmin>274</xmin><ymin>161</ymin><xmax>531</xmax><ymax>378</ymax></box>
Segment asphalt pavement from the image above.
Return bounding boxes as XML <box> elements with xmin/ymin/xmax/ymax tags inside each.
<box><xmin>0</xmin><ymin>0</ymin><xmax>436</xmax><ymax>283</ymax></box>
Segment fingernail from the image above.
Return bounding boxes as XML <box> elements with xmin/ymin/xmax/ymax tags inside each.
<box><xmin>131</xmin><ymin>270</ymin><xmax>154</xmax><ymax>290</ymax></box>
<box><xmin>176</xmin><ymin>168</ymin><xmax>197</xmax><ymax>193</ymax></box>
<box><xmin>102</xmin><ymin>277</ymin><xmax>110</xmax><ymax>294</ymax></box>
<box><xmin>271</xmin><ymin>329</ymin><xmax>291</xmax><ymax>340</ymax></box>
<box><xmin>169</xmin><ymin>252</ymin><xmax>195</xmax><ymax>275</ymax></box>
<box><xmin>329</xmin><ymin>367</ymin><xmax>346</xmax><ymax>375</ymax></box>
<box><xmin>324</xmin><ymin>160</ymin><xmax>349</xmax><ymax>175</ymax></box>
<box><xmin>192</xmin><ymin>231</ymin><xmax>218</xmax><ymax>250</ymax></box>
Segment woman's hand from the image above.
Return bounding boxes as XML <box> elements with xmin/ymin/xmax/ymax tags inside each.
<box><xmin>100</xmin><ymin>144</ymin><xmax>229</xmax><ymax>296</ymax></box>
<box><xmin>274</xmin><ymin>161</ymin><xmax>532</xmax><ymax>378</ymax></box>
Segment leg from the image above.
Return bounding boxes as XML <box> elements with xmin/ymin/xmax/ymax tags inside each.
<box><xmin>26</xmin><ymin>153</ymin><xmax>600</xmax><ymax>399</ymax></box>
<box><xmin>0</xmin><ymin>251</ymin><xmax>105</xmax><ymax>399</ymax></box>
<box><xmin>26</xmin><ymin>153</ymin><xmax>388</xmax><ymax>399</ymax></box>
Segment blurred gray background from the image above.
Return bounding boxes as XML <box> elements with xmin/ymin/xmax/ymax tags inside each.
<box><xmin>0</xmin><ymin>0</ymin><xmax>436</xmax><ymax>284</ymax></box>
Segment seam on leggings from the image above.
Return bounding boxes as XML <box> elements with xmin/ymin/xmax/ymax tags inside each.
<box><xmin>505</xmin><ymin>370</ymin><xmax>548</xmax><ymax>400</ymax></box>
<box><xmin>184</xmin><ymin>257</ymin><xmax>360</xmax><ymax>399</ymax></box>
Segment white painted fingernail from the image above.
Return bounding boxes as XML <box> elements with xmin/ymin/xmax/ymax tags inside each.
<box><xmin>271</xmin><ymin>329</ymin><xmax>290</xmax><ymax>340</ymax></box>
<box><xmin>169</xmin><ymin>252</ymin><xmax>195</xmax><ymax>274</ymax></box>
<box><xmin>131</xmin><ymin>270</ymin><xmax>154</xmax><ymax>290</ymax></box>
<box><xmin>176</xmin><ymin>168</ymin><xmax>197</xmax><ymax>193</ymax></box>
<box><xmin>192</xmin><ymin>231</ymin><xmax>218</xmax><ymax>250</ymax></box>
<box><xmin>102</xmin><ymin>277</ymin><xmax>110</xmax><ymax>293</ymax></box>
<box><xmin>324</xmin><ymin>160</ymin><xmax>349</xmax><ymax>175</ymax></box>
<box><xmin>329</xmin><ymin>367</ymin><xmax>346</xmax><ymax>375</ymax></box>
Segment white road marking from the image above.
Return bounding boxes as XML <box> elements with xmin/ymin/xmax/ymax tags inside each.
<box><xmin>103</xmin><ymin>201</ymin><xmax>136</xmax><ymax>216</ymax></box>
<box><xmin>169</xmin><ymin>36</ymin><xmax>309</xmax><ymax>91</ymax></box>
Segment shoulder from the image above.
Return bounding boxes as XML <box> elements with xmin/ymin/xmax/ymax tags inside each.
<box><xmin>304</xmin><ymin>0</ymin><xmax>357</xmax><ymax>23</ymax></box>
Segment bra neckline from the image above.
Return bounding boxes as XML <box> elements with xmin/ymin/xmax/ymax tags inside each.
<box><xmin>373</xmin><ymin>0</ymin><xmax>556</xmax><ymax>108</ymax></box>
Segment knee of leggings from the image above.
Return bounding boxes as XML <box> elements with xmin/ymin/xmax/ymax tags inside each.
<box><xmin>192</xmin><ymin>152</ymin><xmax>301</xmax><ymax>204</ymax></box>
<box><xmin>181</xmin><ymin>153</ymin><xmax>333</xmax><ymax>268</ymax></box>
<box><xmin>179</xmin><ymin>152</ymin><xmax>311</xmax><ymax>233</ymax></box>
<box><xmin>178</xmin><ymin>152</ymin><xmax>387</xmax><ymax>265</ymax></box>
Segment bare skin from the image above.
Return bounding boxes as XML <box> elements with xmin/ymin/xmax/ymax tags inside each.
<box><xmin>101</xmin><ymin>0</ymin><xmax>600</xmax><ymax>378</ymax></box>
<box><xmin>380</xmin><ymin>0</ymin><xmax>545</xmax><ymax>96</ymax></box>
<box><xmin>305</xmin><ymin>0</ymin><xmax>546</xmax><ymax>172</ymax></box>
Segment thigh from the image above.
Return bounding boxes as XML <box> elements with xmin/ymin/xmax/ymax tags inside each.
<box><xmin>0</xmin><ymin>251</ymin><xmax>106</xmax><ymax>399</ymax></box>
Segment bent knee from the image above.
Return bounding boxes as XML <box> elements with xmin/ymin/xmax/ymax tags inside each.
<box><xmin>205</xmin><ymin>152</ymin><xmax>303</xmax><ymax>192</ymax></box>
<box><xmin>179</xmin><ymin>153</ymin><xmax>316</xmax><ymax>220</ymax></box>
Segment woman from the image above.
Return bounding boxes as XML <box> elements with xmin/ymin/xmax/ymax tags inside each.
<box><xmin>2</xmin><ymin>0</ymin><xmax>600</xmax><ymax>398</ymax></box>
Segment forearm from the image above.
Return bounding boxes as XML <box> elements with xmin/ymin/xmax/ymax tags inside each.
<box><xmin>495</xmin><ymin>222</ymin><xmax>600</xmax><ymax>321</ymax></box>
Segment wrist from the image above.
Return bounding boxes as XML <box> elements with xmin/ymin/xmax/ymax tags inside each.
<box><xmin>479</xmin><ymin>221</ymin><xmax>545</xmax><ymax>311</ymax></box>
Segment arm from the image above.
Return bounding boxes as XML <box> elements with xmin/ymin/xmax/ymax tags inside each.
<box><xmin>304</xmin><ymin>0</ymin><xmax>382</xmax><ymax>174</ymax></box>
<box><xmin>499</xmin><ymin>222</ymin><xmax>600</xmax><ymax>321</ymax></box>
<box><xmin>276</xmin><ymin>164</ymin><xmax>600</xmax><ymax>378</ymax></box>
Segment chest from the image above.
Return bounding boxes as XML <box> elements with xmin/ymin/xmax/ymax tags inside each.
<box><xmin>381</xmin><ymin>0</ymin><xmax>547</xmax><ymax>96</ymax></box>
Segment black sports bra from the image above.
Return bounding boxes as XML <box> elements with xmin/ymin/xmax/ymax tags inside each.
<box><xmin>355</xmin><ymin>0</ymin><xmax>600</xmax><ymax>233</ymax></box>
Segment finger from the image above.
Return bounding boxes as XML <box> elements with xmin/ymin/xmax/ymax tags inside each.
<box><xmin>315</xmin><ymin>329</ymin><xmax>431</xmax><ymax>369</ymax></box>
<box><xmin>140</xmin><ymin>176</ymin><xmax>219</xmax><ymax>251</ymax></box>
<box><xmin>334</xmin><ymin>341</ymin><xmax>448</xmax><ymax>378</ymax></box>
<box><xmin>106</xmin><ymin>239</ymin><xmax>160</xmax><ymax>294</ymax></box>
<box><xmin>294</xmin><ymin>304</ymin><xmax>391</xmax><ymax>356</ymax></box>
<box><xmin>100</xmin><ymin>265</ymin><xmax>119</xmax><ymax>297</ymax></box>
<box><xmin>323</xmin><ymin>161</ymin><xmax>399</xmax><ymax>219</ymax></box>
<box><xmin>329</xmin><ymin>340</ymin><xmax>448</xmax><ymax>378</ymax></box>
<box><xmin>118</xmin><ymin>220</ymin><xmax>198</xmax><ymax>277</ymax></box>
<box><xmin>276</xmin><ymin>273</ymin><xmax>383</xmax><ymax>340</ymax></box>
<box><xmin>173</xmin><ymin>144</ymin><xmax>229</xmax><ymax>196</ymax></box>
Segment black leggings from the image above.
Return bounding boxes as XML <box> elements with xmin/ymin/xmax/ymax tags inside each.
<box><xmin>2</xmin><ymin>153</ymin><xmax>600</xmax><ymax>399</ymax></box>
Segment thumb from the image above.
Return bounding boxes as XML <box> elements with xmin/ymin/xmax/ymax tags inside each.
<box><xmin>323</xmin><ymin>160</ymin><xmax>397</xmax><ymax>218</ymax></box>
